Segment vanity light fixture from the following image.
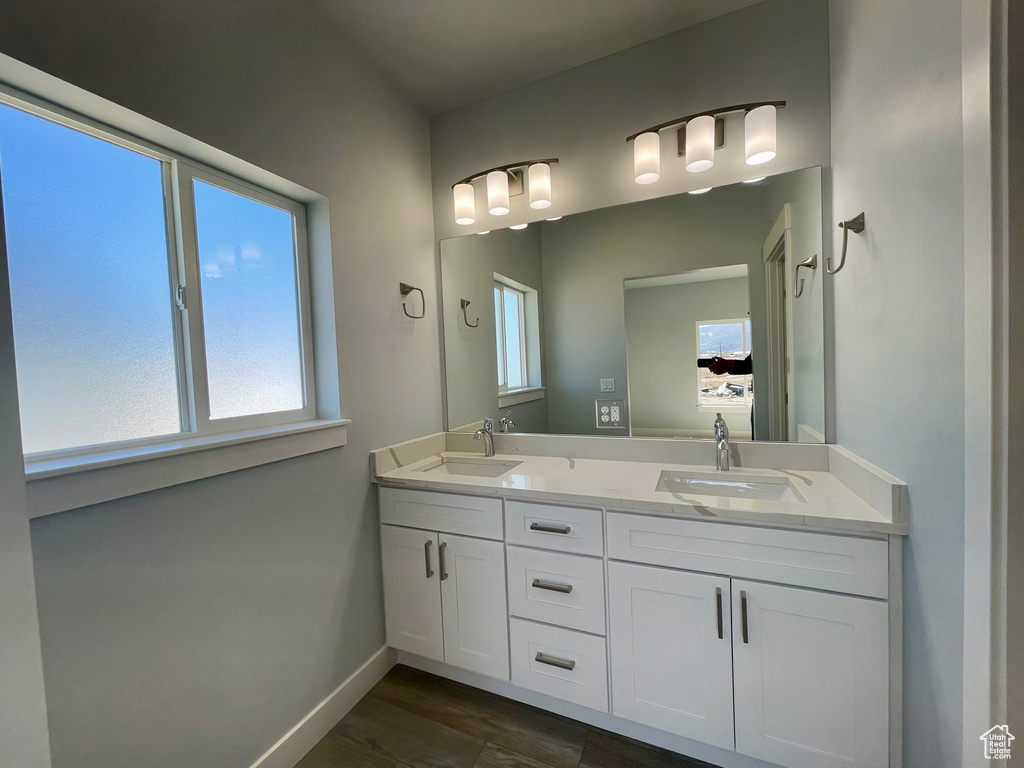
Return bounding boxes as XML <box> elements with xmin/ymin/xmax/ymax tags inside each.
<box><xmin>487</xmin><ymin>171</ymin><xmax>510</xmax><ymax>216</ymax></box>
<box><xmin>477</xmin><ymin>230</ymin><xmax>490</xmax><ymax>235</ymax></box>
<box><xmin>689</xmin><ymin>187</ymin><xmax>712</xmax><ymax>195</ymax></box>
<box><xmin>744</xmin><ymin>105</ymin><xmax>777</xmax><ymax>165</ymax></box>
<box><xmin>633</xmin><ymin>132</ymin><xmax>661</xmax><ymax>184</ymax></box>
<box><xmin>509</xmin><ymin>223</ymin><xmax>529</xmax><ymax>230</ymax></box>
<box><xmin>451</xmin><ymin>158</ymin><xmax>559</xmax><ymax>225</ymax></box>
<box><xmin>743</xmin><ymin>176</ymin><xmax>766</xmax><ymax>184</ymax></box>
<box><xmin>546</xmin><ymin>216</ymin><xmax>562</xmax><ymax>221</ymax></box>
<box><xmin>627</xmin><ymin>101</ymin><xmax>785</xmax><ymax>183</ymax></box>
<box><xmin>453</xmin><ymin>183</ymin><xmax>476</xmax><ymax>225</ymax></box>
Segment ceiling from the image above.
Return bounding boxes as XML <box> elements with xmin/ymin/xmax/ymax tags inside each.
<box><xmin>309</xmin><ymin>0</ymin><xmax>764</xmax><ymax>114</ymax></box>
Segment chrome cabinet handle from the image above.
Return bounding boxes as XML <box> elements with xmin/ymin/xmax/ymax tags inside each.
<box><xmin>530</xmin><ymin>522</ymin><xmax>571</xmax><ymax>535</ymax></box>
<box><xmin>535</xmin><ymin>652</ymin><xmax>575</xmax><ymax>671</ymax></box>
<box><xmin>741</xmin><ymin>590</ymin><xmax>749</xmax><ymax>644</ymax></box>
<box><xmin>532</xmin><ymin>578</ymin><xmax>573</xmax><ymax>594</ymax></box>
<box><xmin>439</xmin><ymin>541</ymin><xmax>448</xmax><ymax>581</ymax></box>
<box><xmin>424</xmin><ymin>540</ymin><xmax>434</xmax><ymax>579</ymax></box>
<box><xmin>716</xmin><ymin>587</ymin><xmax>723</xmax><ymax>640</ymax></box>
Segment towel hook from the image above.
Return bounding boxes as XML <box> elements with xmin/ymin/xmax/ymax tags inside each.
<box><xmin>399</xmin><ymin>282</ymin><xmax>425</xmax><ymax>319</ymax></box>
<box><xmin>827</xmin><ymin>212</ymin><xmax>865</xmax><ymax>275</ymax></box>
<box><xmin>460</xmin><ymin>299</ymin><xmax>479</xmax><ymax>327</ymax></box>
<box><xmin>794</xmin><ymin>254</ymin><xmax>818</xmax><ymax>298</ymax></box>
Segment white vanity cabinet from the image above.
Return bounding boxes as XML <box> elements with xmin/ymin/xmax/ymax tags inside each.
<box><xmin>608</xmin><ymin>562</ymin><xmax>735</xmax><ymax>750</ymax></box>
<box><xmin>731</xmin><ymin>581</ymin><xmax>889</xmax><ymax>768</ymax></box>
<box><xmin>378</xmin><ymin>486</ymin><xmax>900</xmax><ymax>768</ymax></box>
<box><xmin>606</xmin><ymin>512</ymin><xmax>890</xmax><ymax>768</ymax></box>
<box><xmin>379</xmin><ymin>488</ymin><xmax>509</xmax><ymax>680</ymax></box>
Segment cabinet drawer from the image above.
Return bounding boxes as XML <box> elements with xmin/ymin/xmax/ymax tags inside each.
<box><xmin>607</xmin><ymin>513</ymin><xmax>888</xmax><ymax>599</ymax></box>
<box><xmin>507</xmin><ymin>547</ymin><xmax>606</xmax><ymax>635</ymax></box>
<box><xmin>379</xmin><ymin>487</ymin><xmax>503</xmax><ymax>540</ymax></box>
<box><xmin>505</xmin><ymin>500</ymin><xmax>603</xmax><ymax>556</ymax></box>
<box><xmin>509</xmin><ymin>618</ymin><xmax>608</xmax><ymax>712</ymax></box>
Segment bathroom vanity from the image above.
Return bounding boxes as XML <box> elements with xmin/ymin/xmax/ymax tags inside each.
<box><xmin>371</xmin><ymin>433</ymin><xmax>907</xmax><ymax>768</ymax></box>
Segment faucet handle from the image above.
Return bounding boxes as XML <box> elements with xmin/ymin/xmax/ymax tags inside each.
<box><xmin>483</xmin><ymin>418</ymin><xmax>493</xmax><ymax>432</ymax></box>
<box><xmin>714</xmin><ymin>412</ymin><xmax>729</xmax><ymax>440</ymax></box>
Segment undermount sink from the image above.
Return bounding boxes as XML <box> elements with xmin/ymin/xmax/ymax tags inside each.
<box><xmin>416</xmin><ymin>456</ymin><xmax>523</xmax><ymax>479</ymax></box>
<box><xmin>656</xmin><ymin>469</ymin><xmax>806</xmax><ymax>503</ymax></box>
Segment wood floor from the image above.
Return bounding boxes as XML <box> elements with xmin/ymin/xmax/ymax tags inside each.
<box><xmin>295</xmin><ymin>664</ymin><xmax>721</xmax><ymax>768</ymax></box>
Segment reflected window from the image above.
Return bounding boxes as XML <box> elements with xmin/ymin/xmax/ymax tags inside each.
<box><xmin>696</xmin><ymin>318</ymin><xmax>752</xmax><ymax>408</ymax></box>
<box><xmin>494</xmin><ymin>280</ymin><xmax>527</xmax><ymax>391</ymax></box>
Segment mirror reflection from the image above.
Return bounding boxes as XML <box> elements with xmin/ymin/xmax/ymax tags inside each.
<box><xmin>441</xmin><ymin>167</ymin><xmax>826</xmax><ymax>442</ymax></box>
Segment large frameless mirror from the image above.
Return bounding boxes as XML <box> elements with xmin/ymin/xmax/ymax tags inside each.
<box><xmin>440</xmin><ymin>166</ymin><xmax>827</xmax><ymax>443</ymax></box>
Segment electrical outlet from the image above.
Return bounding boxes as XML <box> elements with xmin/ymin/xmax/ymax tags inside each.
<box><xmin>596</xmin><ymin>399</ymin><xmax>625</xmax><ymax>428</ymax></box>
<box><xmin>600</xmin><ymin>378</ymin><xmax>615</xmax><ymax>392</ymax></box>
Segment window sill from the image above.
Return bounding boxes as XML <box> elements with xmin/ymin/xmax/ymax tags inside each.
<box><xmin>24</xmin><ymin>418</ymin><xmax>350</xmax><ymax>519</ymax></box>
<box><xmin>498</xmin><ymin>387</ymin><xmax>546</xmax><ymax>407</ymax></box>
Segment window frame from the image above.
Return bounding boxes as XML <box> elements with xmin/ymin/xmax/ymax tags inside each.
<box><xmin>695</xmin><ymin>317</ymin><xmax>753</xmax><ymax>411</ymax></box>
<box><xmin>0</xmin><ymin>86</ymin><xmax>318</xmax><ymax>462</ymax></box>
<box><xmin>493</xmin><ymin>280</ymin><xmax>528</xmax><ymax>394</ymax></box>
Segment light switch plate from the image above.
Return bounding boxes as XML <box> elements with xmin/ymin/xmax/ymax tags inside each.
<box><xmin>600</xmin><ymin>378</ymin><xmax>615</xmax><ymax>392</ymax></box>
<box><xmin>596</xmin><ymin>399</ymin><xmax>625</xmax><ymax>428</ymax></box>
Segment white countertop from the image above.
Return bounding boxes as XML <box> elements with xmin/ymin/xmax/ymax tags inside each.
<box><xmin>374</xmin><ymin>449</ymin><xmax>907</xmax><ymax>536</ymax></box>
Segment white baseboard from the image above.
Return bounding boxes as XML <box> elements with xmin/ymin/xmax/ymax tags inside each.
<box><xmin>249</xmin><ymin>645</ymin><xmax>397</xmax><ymax>768</ymax></box>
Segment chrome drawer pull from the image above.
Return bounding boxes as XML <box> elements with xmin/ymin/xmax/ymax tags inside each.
<box><xmin>535</xmin><ymin>652</ymin><xmax>576</xmax><ymax>671</ymax></box>
<box><xmin>532</xmin><ymin>578</ymin><xmax>573</xmax><ymax>594</ymax></box>
<box><xmin>424</xmin><ymin>540</ymin><xmax>434</xmax><ymax>579</ymax></box>
<box><xmin>530</xmin><ymin>522</ymin><xmax>571</xmax><ymax>535</ymax></box>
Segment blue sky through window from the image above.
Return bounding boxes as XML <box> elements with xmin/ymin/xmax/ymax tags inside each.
<box><xmin>193</xmin><ymin>180</ymin><xmax>303</xmax><ymax>420</ymax></box>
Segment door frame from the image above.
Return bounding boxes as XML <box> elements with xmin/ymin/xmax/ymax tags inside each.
<box><xmin>762</xmin><ymin>205</ymin><xmax>797</xmax><ymax>442</ymax></box>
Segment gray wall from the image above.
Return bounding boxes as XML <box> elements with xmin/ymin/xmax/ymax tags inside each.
<box><xmin>829</xmin><ymin>1</ymin><xmax>966</xmax><ymax>765</ymax></box>
<box><xmin>0</xmin><ymin>1</ymin><xmax>440</xmax><ymax>766</ymax></box>
<box><xmin>0</xmin><ymin>175</ymin><xmax>51</xmax><ymax>765</ymax></box>
<box><xmin>625</xmin><ymin>277</ymin><xmax>751</xmax><ymax>437</ymax></box>
<box><xmin>441</xmin><ymin>226</ymin><xmax>548</xmax><ymax>433</ymax></box>
<box><xmin>539</xmin><ymin>183</ymin><xmax>770</xmax><ymax>437</ymax></box>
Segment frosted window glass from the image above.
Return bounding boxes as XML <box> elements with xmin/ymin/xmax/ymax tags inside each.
<box><xmin>0</xmin><ymin>103</ymin><xmax>181</xmax><ymax>454</ymax></box>
<box><xmin>503</xmin><ymin>289</ymin><xmax>524</xmax><ymax>389</ymax></box>
<box><xmin>193</xmin><ymin>180</ymin><xmax>303</xmax><ymax>420</ymax></box>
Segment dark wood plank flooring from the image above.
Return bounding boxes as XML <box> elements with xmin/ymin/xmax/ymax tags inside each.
<box><xmin>295</xmin><ymin>665</ymin><xmax>721</xmax><ymax>768</ymax></box>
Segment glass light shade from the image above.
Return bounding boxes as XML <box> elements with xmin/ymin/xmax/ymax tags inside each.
<box><xmin>487</xmin><ymin>170</ymin><xmax>510</xmax><ymax>215</ymax></box>
<box><xmin>689</xmin><ymin>187</ymin><xmax>712</xmax><ymax>195</ymax></box>
<box><xmin>546</xmin><ymin>216</ymin><xmax>562</xmax><ymax>221</ymax></box>
<box><xmin>509</xmin><ymin>223</ymin><xmax>528</xmax><ymax>230</ymax></box>
<box><xmin>633</xmin><ymin>132</ymin><xmax>660</xmax><ymax>184</ymax></box>
<box><xmin>453</xmin><ymin>183</ymin><xmax>475</xmax><ymax>225</ymax></box>
<box><xmin>685</xmin><ymin>115</ymin><xmax>716</xmax><ymax>172</ymax></box>
<box><xmin>745</xmin><ymin>105</ymin><xmax>777</xmax><ymax>165</ymax></box>
<box><xmin>528</xmin><ymin>163</ymin><xmax>552</xmax><ymax>209</ymax></box>
<box><xmin>743</xmin><ymin>176</ymin><xmax>766</xmax><ymax>183</ymax></box>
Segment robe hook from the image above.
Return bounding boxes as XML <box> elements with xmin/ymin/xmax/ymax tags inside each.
<box><xmin>827</xmin><ymin>212</ymin><xmax>865</xmax><ymax>275</ymax></box>
<box><xmin>794</xmin><ymin>254</ymin><xmax>818</xmax><ymax>298</ymax></box>
<box><xmin>460</xmin><ymin>299</ymin><xmax>479</xmax><ymax>327</ymax></box>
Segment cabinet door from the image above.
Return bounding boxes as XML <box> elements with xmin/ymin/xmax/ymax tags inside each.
<box><xmin>439</xmin><ymin>534</ymin><xmax>510</xmax><ymax>680</ymax></box>
<box><xmin>732</xmin><ymin>580</ymin><xmax>888</xmax><ymax>768</ymax></box>
<box><xmin>380</xmin><ymin>526</ymin><xmax>442</xmax><ymax>661</ymax></box>
<box><xmin>608</xmin><ymin>562</ymin><xmax>734</xmax><ymax>750</ymax></box>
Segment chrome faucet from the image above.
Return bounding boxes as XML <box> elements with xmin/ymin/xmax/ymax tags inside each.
<box><xmin>474</xmin><ymin>418</ymin><xmax>495</xmax><ymax>457</ymax></box>
<box><xmin>713</xmin><ymin>412</ymin><xmax>730</xmax><ymax>472</ymax></box>
<box><xmin>499</xmin><ymin>411</ymin><xmax>516</xmax><ymax>433</ymax></box>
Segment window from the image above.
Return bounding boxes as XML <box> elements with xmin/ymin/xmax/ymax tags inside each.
<box><xmin>494</xmin><ymin>281</ymin><xmax>527</xmax><ymax>392</ymax></box>
<box><xmin>0</xmin><ymin>96</ymin><xmax>314</xmax><ymax>457</ymax></box>
<box><xmin>696</xmin><ymin>318</ymin><xmax>752</xmax><ymax>408</ymax></box>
